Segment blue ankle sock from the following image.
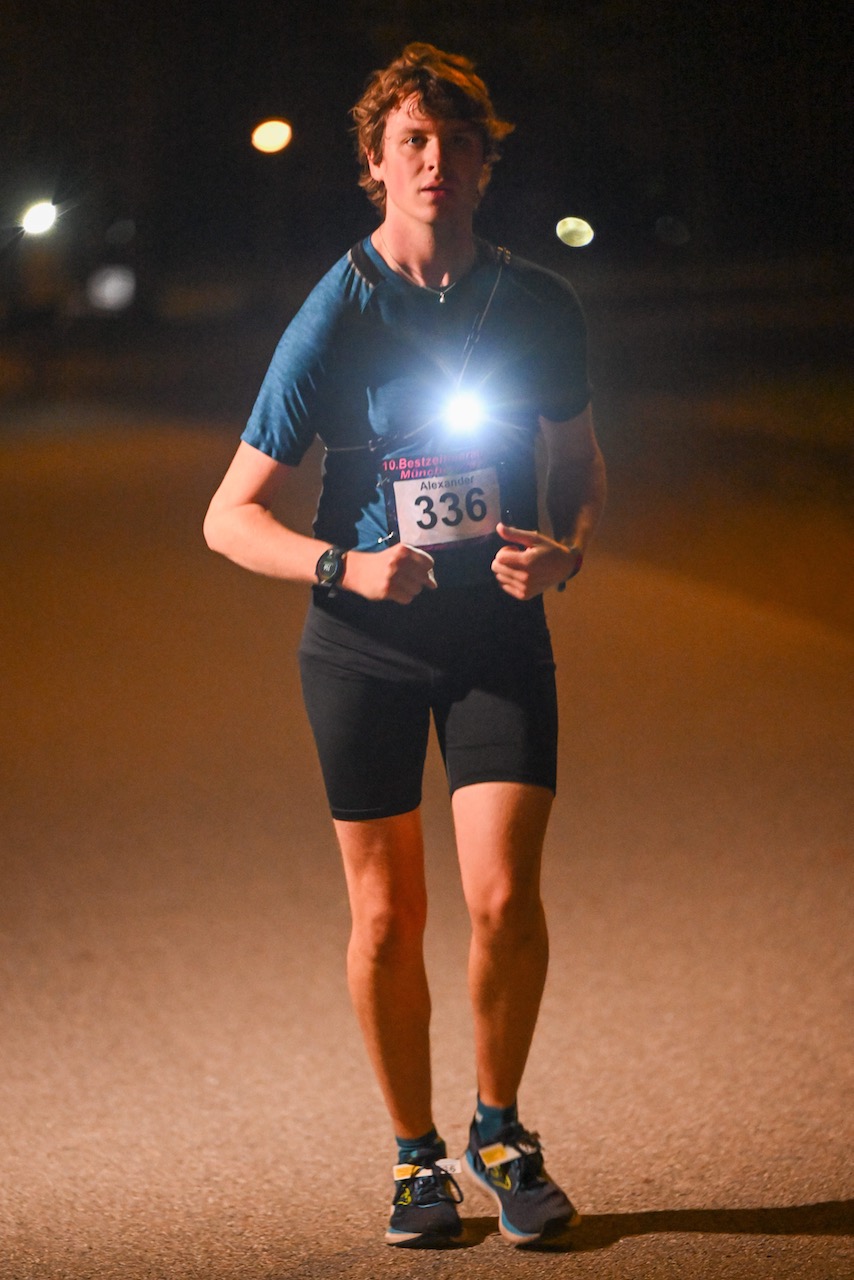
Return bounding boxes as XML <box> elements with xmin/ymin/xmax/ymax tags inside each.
<box><xmin>474</xmin><ymin>1097</ymin><xmax>518</xmax><ymax>1144</ymax></box>
<box><xmin>395</xmin><ymin>1127</ymin><xmax>445</xmax><ymax>1165</ymax></box>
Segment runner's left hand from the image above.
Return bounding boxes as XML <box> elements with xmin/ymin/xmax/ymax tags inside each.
<box><xmin>491</xmin><ymin>523</ymin><xmax>581</xmax><ymax>600</ymax></box>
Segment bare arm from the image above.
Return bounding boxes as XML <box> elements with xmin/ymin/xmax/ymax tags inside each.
<box><xmin>541</xmin><ymin>402</ymin><xmax>607</xmax><ymax>554</ymax></box>
<box><xmin>203</xmin><ymin>441</ymin><xmax>436</xmax><ymax>603</ymax></box>
<box><xmin>491</xmin><ymin>403</ymin><xmax>607</xmax><ymax>600</ymax></box>
<box><xmin>203</xmin><ymin>442</ymin><xmax>320</xmax><ymax>580</ymax></box>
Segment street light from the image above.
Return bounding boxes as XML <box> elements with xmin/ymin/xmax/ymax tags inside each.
<box><xmin>251</xmin><ymin>119</ymin><xmax>293</xmax><ymax>154</ymax></box>
<box><xmin>556</xmin><ymin>216</ymin><xmax>594</xmax><ymax>248</ymax></box>
<box><xmin>21</xmin><ymin>201</ymin><xmax>58</xmax><ymax>236</ymax></box>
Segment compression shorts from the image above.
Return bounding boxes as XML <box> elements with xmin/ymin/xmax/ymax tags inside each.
<box><xmin>298</xmin><ymin>582</ymin><xmax>558</xmax><ymax>821</ymax></box>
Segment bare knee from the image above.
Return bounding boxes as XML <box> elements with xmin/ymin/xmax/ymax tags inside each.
<box><xmin>467</xmin><ymin>882</ymin><xmax>545</xmax><ymax>947</ymax></box>
<box><xmin>350</xmin><ymin>894</ymin><xmax>427</xmax><ymax>964</ymax></box>
<box><xmin>336</xmin><ymin>810</ymin><xmax>428</xmax><ymax>965</ymax></box>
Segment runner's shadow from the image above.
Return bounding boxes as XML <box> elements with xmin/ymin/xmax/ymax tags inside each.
<box><xmin>463</xmin><ymin>1200</ymin><xmax>854</xmax><ymax>1253</ymax></box>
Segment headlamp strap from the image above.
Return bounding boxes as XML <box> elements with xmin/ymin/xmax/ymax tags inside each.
<box><xmin>456</xmin><ymin>244</ymin><xmax>508</xmax><ymax>389</ymax></box>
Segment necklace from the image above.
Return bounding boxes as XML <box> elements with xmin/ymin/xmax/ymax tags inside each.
<box><xmin>377</xmin><ymin>230</ymin><xmax>460</xmax><ymax>303</ymax></box>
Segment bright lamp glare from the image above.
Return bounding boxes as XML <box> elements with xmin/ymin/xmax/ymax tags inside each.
<box><xmin>22</xmin><ymin>202</ymin><xmax>58</xmax><ymax>235</ymax></box>
<box><xmin>445</xmin><ymin>391</ymin><xmax>484</xmax><ymax>434</ymax></box>
<box><xmin>251</xmin><ymin>119</ymin><xmax>293</xmax><ymax>153</ymax></box>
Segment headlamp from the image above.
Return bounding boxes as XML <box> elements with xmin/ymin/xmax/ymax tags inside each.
<box><xmin>444</xmin><ymin>390</ymin><xmax>484</xmax><ymax>435</ymax></box>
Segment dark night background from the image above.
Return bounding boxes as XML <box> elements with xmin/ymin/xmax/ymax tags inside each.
<box><xmin>1</xmin><ymin>0</ymin><xmax>850</xmax><ymax>285</ymax></box>
<box><xmin>2</xmin><ymin>0</ymin><xmax>850</xmax><ymax>626</ymax></box>
<box><xmin>0</xmin><ymin>8</ymin><xmax>852</xmax><ymax>1273</ymax></box>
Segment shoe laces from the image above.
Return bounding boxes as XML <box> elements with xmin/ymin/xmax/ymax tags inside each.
<box><xmin>496</xmin><ymin>1124</ymin><xmax>546</xmax><ymax>1190</ymax></box>
<box><xmin>395</xmin><ymin>1159</ymin><xmax>464</xmax><ymax>1208</ymax></box>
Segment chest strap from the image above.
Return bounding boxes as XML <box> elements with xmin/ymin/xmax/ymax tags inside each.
<box><xmin>349</xmin><ymin>239</ymin><xmax>384</xmax><ymax>288</ymax></box>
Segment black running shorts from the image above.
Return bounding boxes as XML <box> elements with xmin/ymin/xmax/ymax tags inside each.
<box><xmin>298</xmin><ymin>581</ymin><xmax>558</xmax><ymax>821</ymax></box>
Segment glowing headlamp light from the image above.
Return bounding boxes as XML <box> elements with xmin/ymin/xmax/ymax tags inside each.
<box><xmin>444</xmin><ymin>390</ymin><xmax>484</xmax><ymax>435</ymax></box>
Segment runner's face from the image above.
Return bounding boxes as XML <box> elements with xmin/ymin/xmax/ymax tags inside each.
<box><xmin>369</xmin><ymin>98</ymin><xmax>487</xmax><ymax>228</ymax></box>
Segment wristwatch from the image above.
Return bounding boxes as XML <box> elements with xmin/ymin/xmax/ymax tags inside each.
<box><xmin>315</xmin><ymin>546</ymin><xmax>347</xmax><ymax>588</ymax></box>
<box><xmin>556</xmin><ymin>546</ymin><xmax>583</xmax><ymax>592</ymax></box>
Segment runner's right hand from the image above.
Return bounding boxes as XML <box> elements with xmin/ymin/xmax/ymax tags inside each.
<box><xmin>342</xmin><ymin>544</ymin><xmax>437</xmax><ymax>604</ymax></box>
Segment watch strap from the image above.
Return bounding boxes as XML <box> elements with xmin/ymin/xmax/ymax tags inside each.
<box><xmin>556</xmin><ymin>547</ymin><xmax>583</xmax><ymax>591</ymax></box>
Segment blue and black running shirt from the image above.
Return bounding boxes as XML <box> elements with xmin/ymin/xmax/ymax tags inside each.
<box><xmin>242</xmin><ymin>237</ymin><xmax>590</xmax><ymax>586</ymax></box>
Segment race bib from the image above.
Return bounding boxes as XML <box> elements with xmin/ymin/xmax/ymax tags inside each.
<box><xmin>381</xmin><ymin>450</ymin><xmax>502</xmax><ymax>551</ymax></box>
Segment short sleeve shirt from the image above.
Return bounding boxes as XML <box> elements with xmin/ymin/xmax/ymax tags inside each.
<box><xmin>242</xmin><ymin>237</ymin><xmax>590</xmax><ymax>586</ymax></box>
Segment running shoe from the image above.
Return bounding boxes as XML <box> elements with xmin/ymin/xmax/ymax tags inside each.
<box><xmin>463</xmin><ymin>1120</ymin><xmax>581</xmax><ymax>1245</ymax></box>
<box><xmin>385</xmin><ymin>1155</ymin><xmax>465</xmax><ymax>1247</ymax></box>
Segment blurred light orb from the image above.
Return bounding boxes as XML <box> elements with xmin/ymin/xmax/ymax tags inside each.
<box><xmin>251</xmin><ymin>119</ymin><xmax>293</xmax><ymax>153</ymax></box>
<box><xmin>86</xmin><ymin>265</ymin><xmax>137</xmax><ymax>312</ymax></box>
<box><xmin>445</xmin><ymin>391</ymin><xmax>484</xmax><ymax>434</ymax></box>
<box><xmin>556</xmin><ymin>216</ymin><xmax>594</xmax><ymax>247</ymax></box>
<box><xmin>21</xmin><ymin>201</ymin><xmax>58</xmax><ymax>235</ymax></box>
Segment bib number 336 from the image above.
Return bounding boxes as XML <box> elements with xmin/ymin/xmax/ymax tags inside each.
<box><xmin>393</xmin><ymin>465</ymin><xmax>501</xmax><ymax>549</ymax></box>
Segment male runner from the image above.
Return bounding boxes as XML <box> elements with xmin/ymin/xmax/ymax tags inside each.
<box><xmin>204</xmin><ymin>42</ymin><xmax>606</xmax><ymax>1247</ymax></box>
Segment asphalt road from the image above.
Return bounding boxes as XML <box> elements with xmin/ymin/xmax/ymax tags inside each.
<box><xmin>1</xmin><ymin>416</ymin><xmax>852</xmax><ymax>1279</ymax></box>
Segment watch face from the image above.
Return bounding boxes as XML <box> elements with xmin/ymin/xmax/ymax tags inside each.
<box><xmin>316</xmin><ymin>547</ymin><xmax>344</xmax><ymax>585</ymax></box>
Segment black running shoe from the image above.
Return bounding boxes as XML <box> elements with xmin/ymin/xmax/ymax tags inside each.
<box><xmin>463</xmin><ymin>1121</ymin><xmax>580</xmax><ymax>1245</ymax></box>
<box><xmin>385</xmin><ymin>1155</ymin><xmax>465</xmax><ymax>1247</ymax></box>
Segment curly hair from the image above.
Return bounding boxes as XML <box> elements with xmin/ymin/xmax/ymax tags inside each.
<box><xmin>350</xmin><ymin>43</ymin><xmax>514</xmax><ymax>213</ymax></box>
